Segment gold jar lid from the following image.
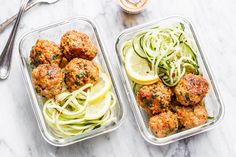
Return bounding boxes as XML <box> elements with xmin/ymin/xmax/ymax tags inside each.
<box><xmin>118</xmin><ymin>0</ymin><xmax>150</xmax><ymax>14</ymax></box>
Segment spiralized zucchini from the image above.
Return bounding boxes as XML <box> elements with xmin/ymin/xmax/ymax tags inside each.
<box><xmin>123</xmin><ymin>23</ymin><xmax>199</xmax><ymax>86</ymax></box>
<box><xmin>43</xmin><ymin>84</ymin><xmax>117</xmax><ymax>138</ymax></box>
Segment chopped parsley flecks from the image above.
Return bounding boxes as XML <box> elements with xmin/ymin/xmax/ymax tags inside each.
<box><xmin>84</xmin><ymin>71</ymin><xmax>88</xmax><ymax>77</ymax></box>
<box><xmin>74</xmin><ymin>81</ymin><xmax>82</xmax><ymax>86</ymax></box>
<box><xmin>141</xmin><ymin>96</ymin><xmax>147</xmax><ymax>101</ymax></box>
<box><xmin>185</xmin><ymin>93</ymin><xmax>190</xmax><ymax>101</ymax></box>
<box><xmin>145</xmin><ymin>100</ymin><xmax>153</xmax><ymax>107</ymax></box>
<box><xmin>35</xmin><ymin>87</ymin><xmax>40</xmax><ymax>93</ymax></box>
<box><xmin>36</xmin><ymin>50</ymin><xmax>42</xmax><ymax>55</ymax></box>
<box><xmin>90</xmin><ymin>76</ymin><xmax>96</xmax><ymax>81</ymax></box>
<box><xmin>158</xmin><ymin>102</ymin><xmax>164</xmax><ymax>109</ymax></box>
<box><xmin>52</xmin><ymin>54</ymin><xmax>59</xmax><ymax>60</ymax></box>
<box><xmin>30</xmin><ymin>62</ymin><xmax>36</xmax><ymax>69</ymax></box>
<box><xmin>76</xmin><ymin>71</ymin><xmax>88</xmax><ymax>78</ymax></box>
<box><xmin>152</xmin><ymin>94</ymin><xmax>157</xmax><ymax>99</ymax></box>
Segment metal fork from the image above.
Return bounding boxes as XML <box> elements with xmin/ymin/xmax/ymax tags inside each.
<box><xmin>0</xmin><ymin>0</ymin><xmax>29</xmax><ymax>79</ymax></box>
<box><xmin>0</xmin><ymin>0</ymin><xmax>60</xmax><ymax>33</ymax></box>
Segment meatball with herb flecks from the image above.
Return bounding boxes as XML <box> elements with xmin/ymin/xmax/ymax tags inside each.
<box><xmin>174</xmin><ymin>74</ymin><xmax>209</xmax><ymax>106</ymax></box>
<box><xmin>148</xmin><ymin>111</ymin><xmax>178</xmax><ymax>138</ymax></box>
<box><xmin>32</xmin><ymin>64</ymin><xmax>64</xmax><ymax>99</ymax></box>
<box><xmin>30</xmin><ymin>40</ymin><xmax>62</xmax><ymax>67</ymax></box>
<box><xmin>64</xmin><ymin>58</ymin><xmax>99</xmax><ymax>91</ymax></box>
<box><xmin>136</xmin><ymin>80</ymin><xmax>173</xmax><ymax>115</ymax></box>
<box><xmin>176</xmin><ymin>102</ymin><xmax>208</xmax><ymax>129</ymax></box>
<box><xmin>60</xmin><ymin>30</ymin><xmax>97</xmax><ymax>61</ymax></box>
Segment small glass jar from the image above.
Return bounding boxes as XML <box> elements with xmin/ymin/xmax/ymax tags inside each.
<box><xmin>118</xmin><ymin>0</ymin><xmax>150</xmax><ymax>14</ymax></box>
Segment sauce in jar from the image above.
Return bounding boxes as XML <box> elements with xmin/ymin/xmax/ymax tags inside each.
<box><xmin>118</xmin><ymin>0</ymin><xmax>150</xmax><ymax>14</ymax></box>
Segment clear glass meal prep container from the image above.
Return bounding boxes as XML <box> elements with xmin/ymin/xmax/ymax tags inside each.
<box><xmin>115</xmin><ymin>16</ymin><xmax>225</xmax><ymax>145</ymax></box>
<box><xmin>19</xmin><ymin>17</ymin><xmax>125</xmax><ymax>146</ymax></box>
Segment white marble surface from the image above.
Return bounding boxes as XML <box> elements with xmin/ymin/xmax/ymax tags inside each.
<box><xmin>0</xmin><ymin>0</ymin><xmax>236</xmax><ymax>156</ymax></box>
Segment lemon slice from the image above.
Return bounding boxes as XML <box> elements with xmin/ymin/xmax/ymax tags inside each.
<box><xmin>88</xmin><ymin>73</ymin><xmax>112</xmax><ymax>103</ymax></box>
<box><xmin>85</xmin><ymin>93</ymin><xmax>111</xmax><ymax>120</ymax></box>
<box><xmin>121</xmin><ymin>40</ymin><xmax>133</xmax><ymax>62</ymax></box>
<box><xmin>124</xmin><ymin>48</ymin><xmax>159</xmax><ymax>84</ymax></box>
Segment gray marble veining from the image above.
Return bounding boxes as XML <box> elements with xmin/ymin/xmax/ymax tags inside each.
<box><xmin>0</xmin><ymin>0</ymin><xmax>235</xmax><ymax>156</ymax></box>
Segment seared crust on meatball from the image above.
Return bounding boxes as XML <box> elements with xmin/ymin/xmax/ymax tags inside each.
<box><xmin>60</xmin><ymin>30</ymin><xmax>97</xmax><ymax>61</ymax></box>
<box><xmin>174</xmin><ymin>74</ymin><xmax>209</xmax><ymax>106</ymax></box>
<box><xmin>136</xmin><ymin>80</ymin><xmax>173</xmax><ymax>115</ymax></box>
<box><xmin>148</xmin><ymin>111</ymin><xmax>178</xmax><ymax>138</ymax></box>
<box><xmin>32</xmin><ymin>64</ymin><xmax>64</xmax><ymax>98</ymax></box>
<box><xmin>64</xmin><ymin>58</ymin><xmax>99</xmax><ymax>91</ymax></box>
<box><xmin>176</xmin><ymin>103</ymin><xmax>208</xmax><ymax>129</ymax></box>
<box><xmin>30</xmin><ymin>40</ymin><xmax>62</xmax><ymax>67</ymax></box>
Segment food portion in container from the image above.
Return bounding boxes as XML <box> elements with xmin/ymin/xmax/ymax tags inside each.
<box><xmin>121</xmin><ymin>23</ymin><xmax>210</xmax><ymax>138</ymax></box>
<box><xmin>30</xmin><ymin>30</ymin><xmax>117</xmax><ymax>138</ymax></box>
<box><xmin>30</xmin><ymin>40</ymin><xmax>63</xmax><ymax>67</ymax></box>
<box><xmin>60</xmin><ymin>30</ymin><xmax>97</xmax><ymax>61</ymax></box>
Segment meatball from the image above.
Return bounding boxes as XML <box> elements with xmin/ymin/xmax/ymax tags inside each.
<box><xmin>30</xmin><ymin>40</ymin><xmax>62</xmax><ymax>67</ymax></box>
<box><xmin>60</xmin><ymin>30</ymin><xmax>97</xmax><ymax>61</ymax></box>
<box><xmin>64</xmin><ymin>58</ymin><xmax>99</xmax><ymax>91</ymax></box>
<box><xmin>136</xmin><ymin>80</ymin><xmax>173</xmax><ymax>115</ymax></box>
<box><xmin>174</xmin><ymin>74</ymin><xmax>209</xmax><ymax>106</ymax></box>
<box><xmin>176</xmin><ymin>103</ymin><xmax>208</xmax><ymax>129</ymax></box>
<box><xmin>169</xmin><ymin>99</ymin><xmax>181</xmax><ymax>113</ymax></box>
<box><xmin>32</xmin><ymin>64</ymin><xmax>64</xmax><ymax>98</ymax></box>
<box><xmin>148</xmin><ymin>111</ymin><xmax>178</xmax><ymax>138</ymax></box>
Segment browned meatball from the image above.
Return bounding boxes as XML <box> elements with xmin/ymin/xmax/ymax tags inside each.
<box><xmin>176</xmin><ymin>103</ymin><xmax>208</xmax><ymax>129</ymax></box>
<box><xmin>32</xmin><ymin>64</ymin><xmax>64</xmax><ymax>99</ymax></box>
<box><xmin>148</xmin><ymin>111</ymin><xmax>178</xmax><ymax>138</ymax></box>
<box><xmin>169</xmin><ymin>99</ymin><xmax>181</xmax><ymax>113</ymax></box>
<box><xmin>136</xmin><ymin>80</ymin><xmax>173</xmax><ymax>115</ymax></box>
<box><xmin>64</xmin><ymin>58</ymin><xmax>99</xmax><ymax>91</ymax></box>
<box><xmin>60</xmin><ymin>30</ymin><xmax>97</xmax><ymax>61</ymax></box>
<box><xmin>30</xmin><ymin>40</ymin><xmax>62</xmax><ymax>67</ymax></box>
<box><xmin>174</xmin><ymin>74</ymin><xmax>209</xmax><ymax>106</ymax></box>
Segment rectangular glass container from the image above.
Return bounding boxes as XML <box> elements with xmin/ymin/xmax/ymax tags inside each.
<box><xmin>115</xmin><ymin>16</ymin><xmax>225</xmax><ymax>145</ymax></box>
<box><xmin>19</xmin><ymin>17</ymin><xmax>125</xmax><ymax>146</ymax></box>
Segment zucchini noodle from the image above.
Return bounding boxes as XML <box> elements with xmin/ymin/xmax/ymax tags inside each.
<box><xmin>43</xmin><ymin>84</ymin><xmax>117</xmax><ymax>138</ymax></box>
<box><xmin>123</xmin><ymin>23</ymin><xmax>199</xmax><ymax>86</ymax></box>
